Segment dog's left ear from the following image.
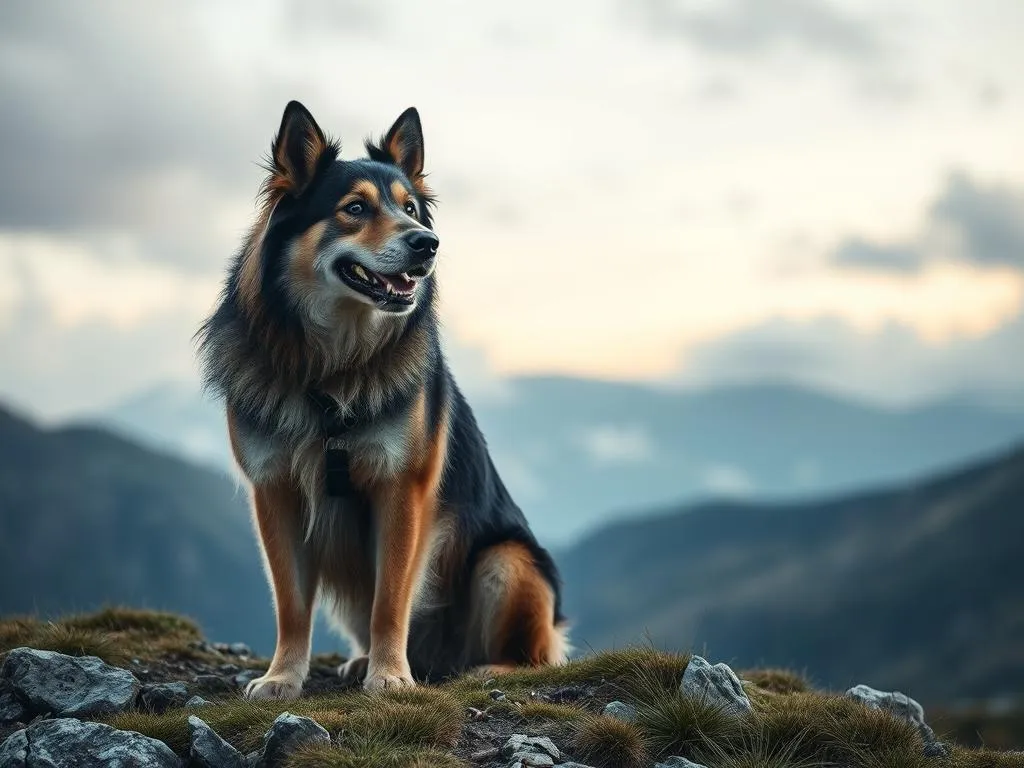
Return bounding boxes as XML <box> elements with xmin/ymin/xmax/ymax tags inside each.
<box><xmin>382</xmin><ymin>107</ymin><xmax>425</xmax><ymax>181</ymax></box>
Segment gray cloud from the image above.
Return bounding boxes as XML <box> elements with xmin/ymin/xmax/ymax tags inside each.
<box><xmin>0</xmin><ymin>2</ymin><xmax>363</xmax><ymax>271</ymax></box>
<box><xmin>677</xmin><ymin>313</ymin><xmax>1024</xmax><ymax>407</ymax></box>
<box><xmin>284</xmin><ymin>0</ymin><xmax>387</xmax><ymax>37</ymax></box>
<box><xmin>833</xmin><ymin>172</ymin><xmax>1024</xmax><ymax>273</ymax></box>
<box><xmin>930</xmin><ymin>172</ymin><xmax>1024</xmax><ymax>268</ymax></box>
<box><xmin>630</xmin><ymin>0</ymin><xmax>883</xmax><ymax>62</ymax></box>
<box><xmin>833</xmin><ymin>238</ymin><xmax>921</xmax><ymax>273</ymax></box>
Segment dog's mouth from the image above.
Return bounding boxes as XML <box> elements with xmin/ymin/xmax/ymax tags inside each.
<box><xmin>334</xmin><ymin>260</ymin><xmax>417</xmax><ymax>308</ymax></box>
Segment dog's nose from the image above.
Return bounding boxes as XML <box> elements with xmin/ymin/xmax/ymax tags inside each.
<box><xmin>404</xmin><ymin>230</ymin><xmax>439</xmax><ymax>257</ymax></box>
<box><xmin>403</xmin><ymin>231</ymin><xmax>439</xmax><ymax>278</ymax></box>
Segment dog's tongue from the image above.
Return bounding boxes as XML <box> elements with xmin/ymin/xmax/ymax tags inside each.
<box><xmin>382</xmin><ymin>273</ymin><xmax>415</xmax><ymax>293</ymax></box>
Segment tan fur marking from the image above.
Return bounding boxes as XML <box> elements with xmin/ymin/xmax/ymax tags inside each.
<box><xmin>288</xmin><ymin>220</ymin><xmax>328</xmax><ymax>286</ymax></box>
<box><xmin>229</xmin><ymin>413</ymin><xmax>317</xmax><ymax>696</ymax></box>
<box><xmin>348</xmin><ymin>180</ymin><xmax>381</xmax><ymax>208</ymax></box>
<box><xmin>364</xmin><ymin>391</ymin><xmax>448</xmax><ymax>683</ymax></box>
<box><xmin>476</xmin><ymin>541</ymin><xmax>566</xmax><ymax>668</ymax></box>
<box><xmin>391</xmin><ymin>181</ymin><xmax>411</xmax><ymax>207</ymax></box>
<box><xmin>356</xmin><ymin>212</ymin><xmax>404</xmax><ymax>253</ymax></box>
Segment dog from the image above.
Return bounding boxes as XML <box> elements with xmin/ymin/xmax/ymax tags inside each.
<box><xmin>197</xmin><ymin>101</ymin><xmax>568</xmax><ymax>697</ymax></box>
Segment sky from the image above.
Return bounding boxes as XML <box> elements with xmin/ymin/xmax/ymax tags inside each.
<box><xmin>1</xmin><ymin>0</ymin><xmax>1022</xmax><ymax>419</ymax></box>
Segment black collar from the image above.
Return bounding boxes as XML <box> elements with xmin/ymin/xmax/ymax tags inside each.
<box><xmin>307</xmin><ymin>387</ymin><xmax>413</xmax><ymax>439</ymax></box>
<box><xmin>307</xmin><ymin>389</ymin><xmax>367</xmax><ymax>438</ymax></box>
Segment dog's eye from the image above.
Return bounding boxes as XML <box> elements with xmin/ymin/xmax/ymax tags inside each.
<box><xmin>342</xmin><ymin>201</ymin><xmax>365</xmax><ymax>216</ymax></box>
<box><xmin>404</xmin><ymin>201</ymin><xmax>417</xmax><ymax>217</ymax></box>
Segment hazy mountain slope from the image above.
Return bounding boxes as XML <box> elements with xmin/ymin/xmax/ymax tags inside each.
<box><xmin>558</xmin><ymin>443</ymin><xmax>1024</xmax><ymax>704</ymax></box>
<box><xmin>94</xmin><ymin>378</ymin><xmax>1024</xmax><ymax>545</ymax></box>
<box><xmin>0</xmin><ymin>405</ymin><xmax>275</xmax><ymax>650</ymax></box>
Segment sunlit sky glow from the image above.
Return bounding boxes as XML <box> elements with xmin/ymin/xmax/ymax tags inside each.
<box><xmin>1</xmin><ymin>0</ymin><xmax>1022</xmax><ymax>417</ymax></box>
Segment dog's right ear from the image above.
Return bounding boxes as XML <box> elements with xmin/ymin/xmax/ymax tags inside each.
<box><xmin>270</xmin><ymin>101</ymin><xmax>332</xmax><ymax>197</ymax></box>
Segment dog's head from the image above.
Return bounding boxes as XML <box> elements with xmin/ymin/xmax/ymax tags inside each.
<box><xmin>255</xmin><ymin>101</ymin><xmax>438</xmax><ymax>319</ymax></box>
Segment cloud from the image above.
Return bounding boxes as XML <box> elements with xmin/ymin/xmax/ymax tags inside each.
<box><xmin>629</xmin><ymin>0</ymin><xmax>882</xmax><ymax>62</ymax></box>
<box><xmin>0</xmin><ymin>253</ymin><xmax>205</xmax><ymax>420</ymax></box>
<box><xmin>833</xmin><ymin>172</ymin><xmax>1024</xmax><ymax>273</ymax></box>
<box><xmin>677</xmin><ymin>313</ymin><xmax>1024</xmax><ymax>406</ymax></box>
<box><xmin>575</xmin><ymin>424</ymin><xmax>654</xmax><ymax>465</ymax></box>
<box><xmin>930</xmin><ymin>172</ymin><xmax>1024</xmax><ymax>269</ymax></box>
<box><xmin>0</xmin><ymin>1</ymin><xmax>361</xmax><ymax>272</ymax></box>
<box><xmin>699</xmin><ymin>463</ymin><xmax>754</xmax><ymax>496</ymax></box>
<box><xmin>833</xmin><ymin>238</ymin><xmax>921</xmax><ymax>273</ymax></box>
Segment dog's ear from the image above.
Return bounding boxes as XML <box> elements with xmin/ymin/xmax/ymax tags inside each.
<box><xmin>382</xmin><ymin>107</ymin><xmax>425</xmax><ymax>181</ymax></box>
<box><xmin>271</xmin><ymin>101</ymin><xmax>331</xmax><ymax>197</ymax></box>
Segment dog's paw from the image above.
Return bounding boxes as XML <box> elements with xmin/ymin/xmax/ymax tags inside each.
<box><xmin>337</xmin><ymin>655</ymin><xmax>369</xmax><ymax>686</ymax></box>
<box><xmin>244</xmin><ymin>673</ymin><xmax>304</xmax><ymax>700</ymax></box>
<box><xmin>363</xmin><ymin>661</ymin><xmax>415</xmax><ymax>691</ymax></box>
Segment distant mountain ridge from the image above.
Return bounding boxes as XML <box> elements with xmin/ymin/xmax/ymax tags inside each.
<box><xmin>3</xmin><ymin>399</ymin><xmax>1023</xmax><ymax>703</ymax></box>
<box><xmin>91</xmin><ymin>377</ymin><xmax>1024</xmax><ymax>544</ymax></box>
<box><xmin>0</xmin><ymin>404</ymin><xmax>278</xmax><ymax>652</ymax></box>
<box><xmin>558</xmin><ymin>441</ymin><xmax>1024</xmax><ymax>704</ymax></box>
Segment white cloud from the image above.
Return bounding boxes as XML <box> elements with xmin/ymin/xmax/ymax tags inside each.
<box><xmin>575</xmin><ymin>424</ymin><xmax>654</xmax><ymax>465</ymax></box>
<box><xmin>0</xmin><ymin>0</ymin><xmax>1023</xmax><ymax>414</ymax></box>
<box><xmin>699</xmin><ymin>463</ymin><xmax>755</xmax><ymax>497</ymax></box>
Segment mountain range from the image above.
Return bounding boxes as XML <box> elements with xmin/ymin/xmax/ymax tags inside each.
<box><xmin>2</xmin><ymin>397</ymin><xmax>1022</xmax><ymax>703</ymax></box>
<box><xmin>558</xmin><ymin>441</ymin><xmax>1024</xmax><ymax>704</ymax></box>
<box><xmin>93</xmin><ymin>377</ymin><xmax>1024</xmax><ymax>545</ymax></box>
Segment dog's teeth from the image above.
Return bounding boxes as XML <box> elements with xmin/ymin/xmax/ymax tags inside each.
<box><xmin>353</xmin><ymin>265</ymin><xmax>368</xmax><ymax>281</ymax></box>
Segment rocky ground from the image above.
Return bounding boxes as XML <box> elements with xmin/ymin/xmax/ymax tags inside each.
<box><xmin>1</xmin><ymin>609</ymin><xmax>1023</xmax><ymax>767</ymax></box>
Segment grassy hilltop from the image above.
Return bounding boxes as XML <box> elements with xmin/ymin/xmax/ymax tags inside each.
<box><xmin>2</xmin><ymin>608</ymin><xmax>1022</xmax><ymax>767</ymax></box>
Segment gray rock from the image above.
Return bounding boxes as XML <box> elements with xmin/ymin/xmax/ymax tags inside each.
<box><xmin>680</xmin><ymin>656</ymin><xmax>752</xmax><ymax>716</ymax></box>
<box><xmin>255</xmin><ymin>712</ymin><xmax>330</xmax><ymax>767</ymax></box>
<box><xmin>187</xmin><ymin>695</ymin><xmax>213</xmax><ymax>708</ymax></box>
<box><xmin>194</xmin><ymin>674</ymin><xmax>236</xmax><ymax>696</ymax></box>
<box><xmin>558</xmin><ymin>764</ymin><xmax>598</xmax><ymax>768</ymax></box>
<box><xmin>602</xmin><ymin>700</ymin><xmax>638</xmax><ymax>722</ymax></box>
<box><xmin>507</xmin><ymin>753</ymin><xmax>554</xmax><ymax>767</ymax></box>
<box><xmin>845</xmin><ymin>684</ymin><xmax>938</xmax><ymax>744</ymax></box>
<box><xmin>0</xmin><ymin>647</ymin><xmax>140</xmax><ymax>718</ymax></box>
<box><xmin>0</xmin><ymin>680</ymin><xmax>27</xmax><ymax>723</ymax></box>
<box><xmin>0</xmin><ymin>729</ymin><xmax>29</xmax><ymax>766</ymax></box>
<box><xmin>233</xmin><ymin>670</ymin><xmax>262</xmax><ymax>689</ymax></box>
<box><xmin>0</xmin><ymin>717</ymin><xmax>180</xmax><ymax>767</ymax></box>
<box><xmin>189</xmin><ymin>715</ymin><xmax>245</xmax><ymax>768</ymax></box>
<box><xmin>228</xmin><ymin>643</ymin><xmax>252</xmax><ymax>657</ymax></box>
<box><xmin>654</xmin><ymin>758</ymin><xmax>708</xmax><ymax>768</ymax></box>
<box><xmin>138</xmin><ymin>681</ymin><xmax>190</xmax><ymax>714</ymax></box>
<box><xmin>489</xmin><ymin>688</ymin><xmax>507</xmax><ymax>701</ymax></box>
<box><xmin>245</xmin><ymin>751</ymin><xmax>260</xmax><ymax>767</ymax></box>
<box><xmin>923</xmin><ymin>740</ymin><xmax>951</xmax><ymax>758</ymax></box>
<box><xmin>500</xmin><ymin>734</ymin><xmax>561</xmax><ymax>759</ymax></box>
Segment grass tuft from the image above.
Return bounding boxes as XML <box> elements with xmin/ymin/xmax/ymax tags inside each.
<box><xmin>635</xmin><ymin>688</ymin><xmax>745</xmax><ymax>760</ymax></box>
<box><xmin>948</xmin><ymin>746</ymin><xmax>1024</xmax><ymax>768</ymax></box>
<box><xmin>739</xmin><ymin>668</ymin><xmax>810</xmax><ymax>695</ymax></box>
<box><xmin>343</xmin><ymin>689</ymin><xmax>463</xmax><ymax>751</ymax></box>
<box><xmin>574</xmin><ymin>714</ymin><xmax>649</xmax><ymax>768</ymax></box>
<box><xmin>1</xmin><ymin>608</ymin><xmax>212</xmax><ymax>667</ymax></box>
<box><xmin>0</xmin><ymin>623</ymin><xmax>128</xmax><ymax>666</ymax></box>
<box><xmin>455</xmin><ymin>646</ymin><xmax>689</xmax><ymax>699</ymax></box>
<box><xmin>62</xmin><ymin>607</ymin><xmax>201</xmax><ymax>638</ymax></box>
<box><xmin>516</xmin><ymin>701</ymin><xmax>586</xmax><ymax>722</ymax></box>
<box><xmin>285</xmin><ymin>741</ymin><xmax>466</xmax><ymax>768</ymax></box>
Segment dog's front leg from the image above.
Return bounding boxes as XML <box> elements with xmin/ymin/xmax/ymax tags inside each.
<box><xmin>244</xmin><ymin>478</ymin><xmax>318</xmax><ymax>700</ymax></box>
<box><xmin>364</xmin><ymin>481</ymin><xmax>432</xmax><ymax>690</ymax></box>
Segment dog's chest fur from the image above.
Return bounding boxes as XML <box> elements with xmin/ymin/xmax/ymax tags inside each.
<box><xmin>231</xmin><ymin>390</ymin><xmax>412</xmax><ymax>491</ymax></box>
